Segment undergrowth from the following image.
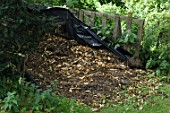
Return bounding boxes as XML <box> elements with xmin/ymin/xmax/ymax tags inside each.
<box><xmin>0</xmin><ymin>77</ymin><xmax>92</xmax><ymax>113</ymax></box>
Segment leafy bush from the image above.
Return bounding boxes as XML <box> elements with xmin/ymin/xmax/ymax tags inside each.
<box><xmin>32</xmin><ymin>0</ymin><xmax>97</xmax><ymax>10</ymax></box>
<box><xmin>30</xmin><ymin>0</ymin><xmax>66</xmax><ymax>6</ymax></box>
<box><xmin>126</xmin><ymin>1</ymin><xmax>170</xmax><ymax>77</ymax></box>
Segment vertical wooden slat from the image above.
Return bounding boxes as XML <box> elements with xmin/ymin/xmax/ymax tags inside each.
<box><xmin>125</xmin><ymin>12</ymin><xmax>133</xmax><ymax>51</ymax></box>
<box><xmin>74</xmin><ymin>8</ymin><xmax>79</xmax><ymax>18</ymax></box>
<box><xmin>102</xmin><ymin>14</ymin><xmax>107</xmax><ymax>29</ymax></box>
<box><xmin>126</xmin><ymin>12</ymin><xmax>132</xmax><ymax>31</ymax></box>
<box><xmin>83</xmin><ymin>11</ymin><xmax>95</xmax><ymax>27</ymax></box>
<box><xmin>128</xmin><ymin>19</ymin><xmax>145</xmax><ymax>68</ymax></box>
<box><xmin>86</xmin><ymin>13</ymin><xmax>91</xmax><ymax>26</ymax></box>
<box><xmin>133</xmin><ymin>19</ymin><xmax>145</xmax><ymax>58</ymax></box>
<box><xmin>112</xmin><ymin>14</ymin><xmax>122</xmax><ymax>40</ymax></box>
<box><xmin>90</xmin><ymin>11</ymin><xmax>95</xmax><ymax>27</ymax></box>
<box><xmin>79</xmin><ymin>9</ymin><xmax>84</xmax><ymax>22</ymax></box>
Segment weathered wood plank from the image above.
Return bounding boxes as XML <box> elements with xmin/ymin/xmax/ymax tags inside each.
<box><xmin>125</xmin><ymin>12</ymin><xmax>133</xmax><ymax>51</ymax></box>
<box><xmin>95</xmin><ymin>12</ymin><xmax>103</xmax><ymax>17</ymax></box>
<box><xmin>102</xmin><ymin>14</ymin><xmax>107</xmax><ymax>28</ymax></box>
<box><xmin>79</xmin><ymin>10</ymin><xmax>84</xmax><ymax>22</ymax></box>
<box><xmin>126</xmin><ymin>12</ymin><xmax>133</xmax><ymax>31</ymax></box>
<box><xmin>71</xmin><ymin>9</ymin><xmax>144</xmax><ymax>24</ymax></box>
<box><xmin>112</xmin><ymin>14</ymin><xmax>122</xmax><ymax>40</ymax></box>
<box><xmin>133</xmin><ymin>19</ymin><xmax>145</xmax><ymax>58</ymax></box>
<box><xmin>90</xmin><ymin>11</ymin><xmax>95</xmax><ymax>27</ymax></box>
<box><xmin>84</xmin><ymin>10</ymin><xmax>95</xmax><ymax>26</ymax></box>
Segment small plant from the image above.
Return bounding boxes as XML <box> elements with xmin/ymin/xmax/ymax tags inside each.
<box><xmin>1</xmin><ymin>91</ymin><xmax>19</xmax><ymax>112</ymax></box>
<box><xmin>97</xmin><ymin>27</ymin><xmax>113</xmax><ymax>42</ymax></box>
<box><xmin>118</xmin><ymin>30</ymin><xmax>137</xmax><ymax>44</ymax></box>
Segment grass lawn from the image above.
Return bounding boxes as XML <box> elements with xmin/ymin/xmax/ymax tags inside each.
<box><xmin>98</xmin><ymin>84</ymin><xmax>170</xmax><ymax>113</ymax></box>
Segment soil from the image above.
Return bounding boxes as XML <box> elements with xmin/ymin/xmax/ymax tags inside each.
<box><xmin>26</xmin><ymin>35</ymin><xmax>159</xmax><ymax>109</ymax></box>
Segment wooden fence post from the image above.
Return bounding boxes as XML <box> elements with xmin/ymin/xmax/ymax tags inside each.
<box><xmin>79</xmin><ymin>9</ymin><xmax>84</xmax><ymax>22</ymax></box>
<box><xmin>102</xmin><ymin>14</ymin><xmax>107</xmax><ymax>29</ymax></box>
<box><xmin>133</xmin><ymin>19</ymin><xmax>145</xmax><ymax>58</ymax></box>
<box><xmin>112</xmin><ymin>14</ymin><xmax>122</xmax><ymax>40</ymax></box>
<box><xmin>126</xmin><ymin>12</ymin><xmax>132</xmax><ymax>31</ymax></box>
<box><xmin>125</xmin><ymin>12</ymin><xmax>133</xmax><ymax>51</ymax></box>
<box><xmin>128</xmin><ymin>19</ymin><xmax>144</xmax><ymax>68</ymax></box>
<box><xmin>89</xmin><ymin>11</ymin><xmax>95</xmax><ymax>27</ymax></box>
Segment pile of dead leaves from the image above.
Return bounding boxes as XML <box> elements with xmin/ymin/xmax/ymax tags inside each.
<box><xmin>26</xmin><ymin>35</ymin><xmax>164</xmax><ymax>111</ymax></box>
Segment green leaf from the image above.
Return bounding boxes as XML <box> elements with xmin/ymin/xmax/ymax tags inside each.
<box><xmin>105</xmin><ymin>30</ymin><xmax>110</xmax><ymax>35</ymax></box>
<box><xmin>12</xmin><ymin>100</ymin><xmax>18</xmax><ymax>106</ymax></box>
<box><xmin>35</xmin><ymin>95</ymin><xmax>41</xmax><ymax>104</ymax></box>
<box><xmin>156</xmin><ymin>69</ymin><xmax>161</xmax><ymax>75</ymax></box>
<box><xmin>101</xmin><ymin>36</ymin><xmax>107</xmax><ymax>40</ymax></box>
<box><xmin>124</xmin><ymin>36</ymin><xmax>129</xmax><ymax>43</ymax></box>
<box><xmin>97</xmin><ymin>30</ymin><xmax>102</xmax><ymax>35</ymax></box>
<box><xmin>2</xmin><ymin>104</ymin><xmax>9</xmax><ymax>110</ymax></box>
<box><xmin>114</xmin><ymin>44</ymin><xmax>120</xmax><ymax>49</ymax></box>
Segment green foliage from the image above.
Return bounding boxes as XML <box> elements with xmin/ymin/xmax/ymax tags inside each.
<box><xmin>96</xmin><ymin>27</ymin><xmax>113</xmax><ymax>42</ymax></box>
<box><xmin>1</xmin><ymin>91</ymin><xmax>19</xmax><ymax>112</ymax></box>
<box><xmin>95</xmin><ymin>23</ymin><xmax>137</xmax><ymax>51</ymax></box>
<box><xmin>96</xmin><ymin>3</ymin><xmax>125</xmax><ymax>14</ymax></box>
<box><xmin>32</xmin><ymin>0</ymin><xmax>97</xmax><ymax>10</ymax></box>
<box><xmin>31</xmin><ymin>0</ymin><xmax>66</xmax><ymax>6</ymax></box>
<box><xmin>95</xmin><ymin>0</ymin><xmax>170</xmax><ymax>77</ymax></box>
<box><xmin>132</xmin><ymin>4</ymin><xmax>170</xmax><ymax>76</ymax></box>
<box><xmin>0</xmin><ymin>77</ymin><xmax>92</xmax><ymax>113</ymax></box>
<box><xmin>119</xmin><ymin>30</ymin><xmax>137</xmax><ymax>44</ymax></box>
<box><xmin>0</xmin><ymin>0</ymin><xmax>57</xmax><ymax>77</ymax></box>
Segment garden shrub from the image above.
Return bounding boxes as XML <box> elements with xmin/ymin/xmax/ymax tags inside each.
<box><xmin>0</xmin><ymin>0</ymin><xmax>56</xmax><ymax>77</ymax></box>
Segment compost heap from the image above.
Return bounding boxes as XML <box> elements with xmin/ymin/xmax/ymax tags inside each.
<box><xmin>26</xmin><ymin>34</ymin><xmax>162</xmax><ymax>109</ymax></box>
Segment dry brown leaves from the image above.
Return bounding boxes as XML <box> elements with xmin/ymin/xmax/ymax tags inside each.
<box><xmin>26</xmin><ymin>35</ymin><xmax>162</xmax><ymax>110</ymax></box>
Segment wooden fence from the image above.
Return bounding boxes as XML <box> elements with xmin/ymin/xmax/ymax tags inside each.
<box><xmin>70</xmin><ymin>9</ymin><xmax>145</xmax><ymax>60</ymax></box>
